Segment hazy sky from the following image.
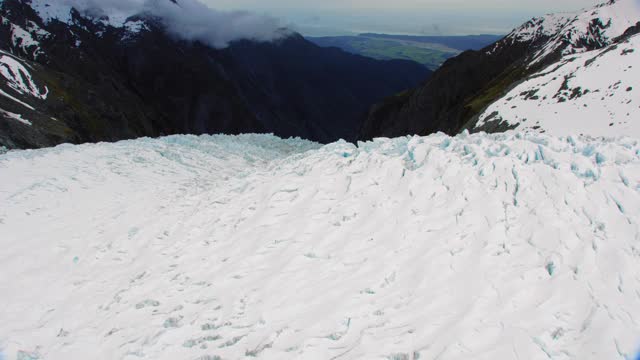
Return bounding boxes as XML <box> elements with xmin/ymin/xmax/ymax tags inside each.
<box><xmin>202</xmin><ymin>0</ymin><xmax>604</xmax><ymax>36</ymax></box>
<box><xmin>207</xmin><ymin>0</ymin><xmax>601</xmax><ymax>12</ymax></box>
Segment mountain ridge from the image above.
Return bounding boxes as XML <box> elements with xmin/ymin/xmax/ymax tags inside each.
<box><xmin>0</xmin><ymin>0</ymin><xmax>430</xmax><ymax>149</ymax></box>
<box><xmin>361</xmin><ymin>0</ymin><xmax>640</xmax><ymax>140</ymax></box>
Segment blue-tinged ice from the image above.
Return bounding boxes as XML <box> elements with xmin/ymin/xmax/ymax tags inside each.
<box><xmin>16</xmin><ymin>351</ymin><xmax>39</xmax><ymax>360</ymax></box>
<box><xmin>583</xmin><ymin>144</ymin><xmax>596</xmax><ymax>157</ymax></box>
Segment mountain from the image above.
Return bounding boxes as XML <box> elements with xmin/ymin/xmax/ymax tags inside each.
<box><xmin>0</xmin><ymin>0</ymin><xmax>430</xmax><ymax>149</ymax></box>
<box><xmin>2</xmin><ymin>132</ymin><xmax>640</xmax><ymax>359</ymax></box>
<box><xmin>474</xmin><ymin>31</ymin><xmax>639</xmax><ymax>137</ymax></box>
<box><xmin>307</xmin><ymin>34</ymin><xmax>502</xmax><ymax>70</ymax></box>
<box><xmin>361</xmin><ymin>0</ymin><xmax>640</xmax><ymax>140</ymax></box>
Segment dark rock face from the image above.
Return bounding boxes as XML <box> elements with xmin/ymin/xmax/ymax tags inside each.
<box><xmin>0</xmin><ymin>0</ymin><xmax>430</xmax><ymax>149</ymax></box>
<box><xmin>220</xmin><ymin>34</ymin><xmax>430</xmax><ymax>142</ymax></box>
<box><xmin>359</xmin><ymin>40</ymin><xmax>538</xmax><ymax>140</ymax></box>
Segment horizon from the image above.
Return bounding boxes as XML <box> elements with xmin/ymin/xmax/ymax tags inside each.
<box><xmin>202</xmin><ymin>0</ymin><xmax>604</xmax><ymax>36</ymax></box>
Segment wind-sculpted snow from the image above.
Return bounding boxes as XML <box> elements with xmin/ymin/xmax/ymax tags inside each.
<box><xmin>1</xmin><ymin>133</ymin><xmax>640</xmax><ymax>359</ymax></box>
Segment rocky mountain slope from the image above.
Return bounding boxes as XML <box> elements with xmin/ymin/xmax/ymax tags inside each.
<box><xmin>475</xmin><ymin>32</ymin><xmax>639</xmax><ymax>137</ymax></box>
<box><xmin>361</xmin><ymin>0</ymin><xmax>640</xmax><ymax>139</ymax></box>
<box><xmin>0</xmin><ymin>0</ymin><xmax>430</xmax><ymax>149</ymax></box>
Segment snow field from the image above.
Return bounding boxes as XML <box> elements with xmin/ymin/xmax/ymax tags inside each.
<box><xmin>1</xmin><ymin>132</ymin><xmax>640</xmax><ymax>359</ymax></box>
<box><xmin>477</xmin><ymin>34</ymin><xmax>640</xmax><ymax>137</ymax></box>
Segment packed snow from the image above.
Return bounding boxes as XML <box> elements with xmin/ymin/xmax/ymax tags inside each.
<box><xmin>1</xmin><ymin>133</ymin><xmax>640</xmax><ymax>360</ymax></box>
<box><xmin>477</xmin><ymin>33</ymin><xmax>640</xmax><ymax>137</ymax></box>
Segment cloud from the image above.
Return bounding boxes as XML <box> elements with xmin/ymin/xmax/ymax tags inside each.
<box><xmin>145</xmin><ymin>0</ymin><xmax>287</xmax><ymax>48</ymax></box>
<box><xmin>59</xmin><ymin>0</ymin><xmax>287</xmax><ymax>48</ymax></box>
<box><xmin>60</xmin><ymin>0</ymin><xmax>145</xmax><ymax>14</ymax></box>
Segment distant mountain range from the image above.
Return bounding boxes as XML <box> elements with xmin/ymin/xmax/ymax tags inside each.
<box><xmin>308</xmin><ymin>33</ymin><xmax>502</xmax><ymax>70</ymax></box>
<box><xmin>361</xmin><ymin>0</ymin><xmax>640</xmax><ymax>139</ymax></box>
<box><xmin>0</xmin><ymin>0</ymin><xmax>430</xmax><ymax>149</ymax></box>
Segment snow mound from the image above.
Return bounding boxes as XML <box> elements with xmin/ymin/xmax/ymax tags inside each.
<box><xmin>1</xmin><ymin>133</ymin><xmax>640</xmax><ymax>359</ymax></box>
<box><xmin>477</xmin><ymin>33</ymin><xmax>639</xmax><ymax>137</ymax></box>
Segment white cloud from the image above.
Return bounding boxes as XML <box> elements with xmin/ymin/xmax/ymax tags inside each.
<box><xmin>60</xmin><ymin>0</ymin><xmax>287</xmax><ymax>48</ymax></box>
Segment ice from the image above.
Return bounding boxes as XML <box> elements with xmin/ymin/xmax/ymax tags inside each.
<box><xmin>15</xmin><ymin>351</ymin><xmax>38</xmax><ymax>360</ymax></box>
<box><xmin>1</xmin><ymin>132</ymin><xmax>639</xmax><ymax>359</ymax></box>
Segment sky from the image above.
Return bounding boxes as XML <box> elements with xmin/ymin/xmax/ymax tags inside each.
<box><xmin>202</xmin><ymin>0</ymin><xmax>604</xmax><ymax>36</ymax></box>
<box><xmin>61</xmin><ymin>0</ymin><xmax>607</xmax><ymax>43</ymax></box>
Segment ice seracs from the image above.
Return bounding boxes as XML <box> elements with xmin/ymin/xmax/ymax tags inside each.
<box><xmin>1</xmin><ymin>132</ymin><xmax>639</xmax><ymax>359</ymax></box>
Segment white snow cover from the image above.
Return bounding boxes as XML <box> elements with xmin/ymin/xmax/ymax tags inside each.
<box><xmin>29</xmin><ymin>0</ymin><xmax>74</xmax><ymax>25</ymax></box>
<box><xmin>476</xmin><ymin>33</ymin><xmax>639</xmax><ymax>137</ymax></box>
<box><xmin>1</xmin><ymin>133</ymin><xmax>640</xmax><ymax>359</ymax></box>
<box><xmin>0</xmin><ymin>51</ymin><xmax>48</xmax><ymax>100</ymax></box>
<box><xmin>121</xmin><ymin>19</ymin><xmax>149</xmax><ymax>40</ymax></box>
<box><xmin>490</xmin><ymin>0</ymin><xmax>640</xmax><ymax>64</ymax></box>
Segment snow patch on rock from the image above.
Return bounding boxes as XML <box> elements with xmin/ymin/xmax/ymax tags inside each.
<box><xmin>29</xmin><ymin>0</ymin><xmax>74</xmax><ymax>24</ymax></box>
<box><xmin>0</xmin><ymin>107</ymin><xmax>31</xmax><ymax>125</ymax></box>
<box><xmin>0</xmin><ymin>50</ymin><xmax>48</xmax><ymax>100</ymax></box>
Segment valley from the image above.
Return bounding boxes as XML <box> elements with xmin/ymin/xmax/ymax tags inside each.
<box><xmin>307</xmin><ymin>33</ymin><xmax>502</xmax><ymax>70</ymax></box>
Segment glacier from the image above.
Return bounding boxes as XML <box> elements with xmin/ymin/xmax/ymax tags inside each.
<box><xmin>1</xmin><ymin>132</ymin><xmax>640</xmax><ymax>359</ymax></box>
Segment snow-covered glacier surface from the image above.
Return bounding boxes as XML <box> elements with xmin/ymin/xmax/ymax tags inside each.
<box><xmin>1</xmin><ymin>133</ymin><xmax>640</xmax><ymax>360</ymax></box>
